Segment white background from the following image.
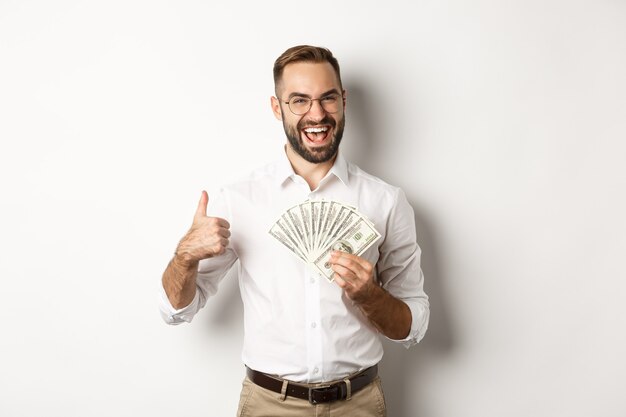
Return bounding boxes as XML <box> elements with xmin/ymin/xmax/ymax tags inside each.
<box><xmin>1</xmin><ymin>1</ymin><xmax>625</xmax><ymax>416</ymax></box>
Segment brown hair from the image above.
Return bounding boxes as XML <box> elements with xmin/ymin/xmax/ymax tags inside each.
<box><xmin>273</xmin><ymin>45</ymin><xmax>342</xmax><ymax>93</ymax></box>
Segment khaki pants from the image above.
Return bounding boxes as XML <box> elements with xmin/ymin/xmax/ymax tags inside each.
<box><xmin>236</xmin><ymin>376</ymin><xmax>387</xmax><ymax>417</ymax></box>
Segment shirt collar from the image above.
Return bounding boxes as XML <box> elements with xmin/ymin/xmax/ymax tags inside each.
<box><xmin>275</xmin><ymin>146</ymin><xmax>296</xmax><ymax>187</ymax></box>
<box><xmin>328</xmin><ymin>149</ymin><xmax>349</xmax><ymax>186</ymax></box>
<box><xmin>274</xmin><ymin>146</ymin><xmax>350</xmax><ymax>188</ymax></box>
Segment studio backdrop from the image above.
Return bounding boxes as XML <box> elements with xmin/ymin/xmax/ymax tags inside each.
<box><xmin>1</xmin><ymin>1</ymin><xmax>625</xmax><ymax>416</ymax></box>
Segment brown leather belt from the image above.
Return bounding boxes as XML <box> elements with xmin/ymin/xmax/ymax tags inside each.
<box><xmin>246</xmin><ymin>365</ymin><xmax>378</xmax><ymax>404</ymax></box>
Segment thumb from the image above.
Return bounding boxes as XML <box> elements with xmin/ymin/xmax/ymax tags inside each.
<box><xmin>194</xmin><ymin>190</ymin><xmax>209</xmax><ymax>219</ymax></box>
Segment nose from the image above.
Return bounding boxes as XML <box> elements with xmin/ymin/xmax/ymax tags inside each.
<box><xmin>306</xmin><ymin>98</ymin><xmax>326</xmax><ymax>119</ymax></box>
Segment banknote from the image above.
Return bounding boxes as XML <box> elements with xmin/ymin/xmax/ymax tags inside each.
<box><xmin>269</xmin><ymin>220</ymin><xmax>307</xmax><ymax>263</ymax></box>
<box><xmin>312</xmin><ymin>217</ymin><xmax>380</xmax><ymax>281</ymax></box>
<box><xmin>268</xmin><ymin>200</ymin><xmax>381</xmax><ymax>280</ymax></box>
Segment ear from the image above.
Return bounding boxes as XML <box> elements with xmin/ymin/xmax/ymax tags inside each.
<box><xmin>271</xmin><ymin>96</ymin><xmax>283</xmax><ymax>121</ymax></box>
<box><xmin>342</xmin><ymin>89</ymin><xmax>347</xmax><ymax>112</ymax></box>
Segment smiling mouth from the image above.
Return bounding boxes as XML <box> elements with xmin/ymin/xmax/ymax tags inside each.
<box><xmin>302</xmin><ymin>126</ymin><xmax>331</xmax><ymax>144</ymax></box>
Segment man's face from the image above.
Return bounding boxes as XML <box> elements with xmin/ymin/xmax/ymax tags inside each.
<box><xmin>272</xmin><ymin>62</ymin><xmax>346</xmax><ymax>164</ymax></box>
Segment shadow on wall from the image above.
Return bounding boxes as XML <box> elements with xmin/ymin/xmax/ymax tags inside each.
<box><xmin>345</xmin><ymin>80</ymin><xmax>457</xmax><ymax>417</ymax></box>
<box><xmin>341</xmin><ymin>82</ymin><xmax>379</xmax><ymax>172</ymax></box>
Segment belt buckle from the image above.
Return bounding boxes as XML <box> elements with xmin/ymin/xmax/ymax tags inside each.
<box><xmin>308</xmin><ymin>384</ymin><xmax>338</xmax><ymax>404</ymax></box>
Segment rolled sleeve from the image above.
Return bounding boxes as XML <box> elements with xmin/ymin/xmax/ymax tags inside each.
<box><xmin>158</xmin><ymin>248</ymin><xmax>238</xmax><ymax>325</ymax></box>
<box><xmin>378</xmin><ymin>188</ymin><xmax>430</xmax><ymax>347</ymax></box>
<box><xmin>159</xmin><ymin>285</ymin><xmax>203</xmax><ymax>325</ymax></box>
<box><xmin>386</xmin><ymin>272</ymin><xmax>430</xmax><ymax>348</ymax></box>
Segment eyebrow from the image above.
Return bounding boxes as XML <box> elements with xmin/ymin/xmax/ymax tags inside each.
<box><xmin>287</xmin><ymin>88</ymin><xmax>341</xmax><ymax>100</ymax></box>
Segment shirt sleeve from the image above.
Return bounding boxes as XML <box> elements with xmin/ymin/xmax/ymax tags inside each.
<box><xmin>158</xmin><ymin>250</ymin><xmax>238</xmax><ymax>324</ymax></box>
<box><xmin>377</xmin><ymin>188</ymin><xmax>430</xmax><ymax>347</ymax></box>
<box><xmin>158</xmin><ymin>188</ymin><xmax>239</xmax><ymax>325</ymax></box>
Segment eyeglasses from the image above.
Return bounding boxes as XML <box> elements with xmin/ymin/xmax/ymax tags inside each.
<box><xmin>279</xmin><ymin>93</ymin><xmax>343</xmax><ymax>115</ymax></box>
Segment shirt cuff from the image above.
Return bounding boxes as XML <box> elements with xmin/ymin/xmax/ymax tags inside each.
<box><xmin>384</xmin><ymin>299</ymin><xmax>430</xmax><ymax>348</ymax></box>
<box><xmin>158</xmin><ymin>285</ymin><xmax>201</xmax><ymax>325</ymax></box>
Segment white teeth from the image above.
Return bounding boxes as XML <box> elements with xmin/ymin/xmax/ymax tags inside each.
<box><xmin>304</xmin><ymin>127</ymin><xmax>328</xmax><ymax>133</ymax></box>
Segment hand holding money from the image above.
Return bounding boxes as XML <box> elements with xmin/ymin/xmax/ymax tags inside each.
<box><xmin>329</xmin><ymin>251</ymin><xmax>377</xmax><ymax>303</ymax></box>
<box><xmin>267</xmin><ymin>200</ymin><xmax>412</xmax><ymax>340</ymax></box>
<box><xmin>175</xmin><ymin>191</ymin><xmax>231</xmax><ymax>265</ymax></box>
<box><xmin>268</xmin><ymin>200</ymin><xmax>380</xmax><ymax>282</ymax></box>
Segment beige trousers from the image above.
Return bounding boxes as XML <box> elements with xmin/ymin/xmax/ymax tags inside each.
<box><xmin>236</xmin><ymin>376</ymin><xmax>387</xmax><ymax>417</ymax></box>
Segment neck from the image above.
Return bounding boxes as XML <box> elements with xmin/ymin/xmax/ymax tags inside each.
<box><xmin>285</xmin><ymin>144</ymin><xmax>336</xmax><ymax>191</ymax></box>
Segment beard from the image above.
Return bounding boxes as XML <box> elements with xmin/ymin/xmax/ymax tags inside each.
<box><xmin>283</xmin><ymin>114</ymin><xmax>345</xmax><ymax>164</ymax></box>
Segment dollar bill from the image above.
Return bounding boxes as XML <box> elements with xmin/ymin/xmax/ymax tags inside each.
<box><xmin>269</xmin><ymin>222</ymin><xmax>307</xmax><ymax>263</ymax></box>
<box><xmin>316</xmin><ymin>200</ymin><xmax>337</xmax><ymax>254</ymax></box>
<box><xmin>299</xmin><ymin>201</ymin><xmax>313</xmax><ymax>254</ymax></box>
<box><xmin>312</xmin><ymin>217</ymin><xmax>381</xmax><ymax>282</ymax></box>
<box><xmin>311</xmin><ymin>201</ymin><xmax>321</xmax><ymax>255</ymax></box>
<box><xmin>318</xmin><ymin>205</ymin><xmax>356</xmax><ymax>251</ymax></box>
<box><xmin>268</xmin><ymin>199</ymin><xmax>381</xmax><ymax>278</ymax></box>
<box><xmin>281</xmin><ymin>211</ymin><xmax>307</xmax><ymax>258</ymax></box>
<box><xmin>286</xmin><ymin>205</ymin><xmax>310</xmax><ymax>255</ymax></box>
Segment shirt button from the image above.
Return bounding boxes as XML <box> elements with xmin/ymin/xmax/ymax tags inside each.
<box><xmin>313</xmin><ymin>367</ymin><xmax>319</xmax><ymax>374</ymax></box>
<box><xmin>310</xmin><ymin>277</ymin><xmax>315</xmax><ymax>284</ymax></box>
<box><xmin>311</xmin><ymin>322</ymin><xmax>317</xmax><ymax>328</ymax></box>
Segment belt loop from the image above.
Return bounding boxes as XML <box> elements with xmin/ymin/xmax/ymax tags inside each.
<box><xmin>343</xmin><ymin>378</ymin><xmax>352</xmax><ymax>401</ymax></box>
<box><xmin>278</xmin><ymin>379</ymin><xmax>288</xmax><ymax>402</ymax></box>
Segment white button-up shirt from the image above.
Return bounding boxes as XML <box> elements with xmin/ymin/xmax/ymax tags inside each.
<box><xmin>159</xmin><ymin>149</ymin><xmax>429</xmax><ymax>383</ymax></box>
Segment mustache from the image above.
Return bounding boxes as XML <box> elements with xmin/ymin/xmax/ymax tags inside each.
<box><xmin>298</xmin><ymin>116</ymin><xmax>336</xmax><ymax>130</ymax></box>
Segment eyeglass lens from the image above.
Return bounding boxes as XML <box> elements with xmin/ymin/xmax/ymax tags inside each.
<box><xmin>289</xmin><ymin>95</ymin><xmax>341</xmax><ymax>115</ymax></box>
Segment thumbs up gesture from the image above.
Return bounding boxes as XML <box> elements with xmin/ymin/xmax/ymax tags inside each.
<box><xmin>175</xmin><ymin>191</ymin><xmax>231</xmax><ymax>265</ymax></box>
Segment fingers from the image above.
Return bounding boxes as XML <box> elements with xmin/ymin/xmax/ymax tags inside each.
<box><xmin>215</xmin><ymin>217</ymin><xmax>231</xmax><ymax>230</ymax></box>
<box><xmin>330</xmin><ymin>251</ymin><xmax>373</xmax><ymax>275</ymax></box>
<box><xmin>217</xmin><ymin>226</ymin><xmax>231</xmax><ymax>239</ymax></box>
<box><xmin>182</xmin><ymin>191</ymin><xmax>233</xmax><ymax>260</ymax></box>
<box><xmin>193</xmin><ymin>192</ymin><xmax>231</xmax><ymax>230</ymax></box>
<box><xmin>331</xmin><ymin>263</ymin><xmax>357</xmax><ymax>286</ymax></box>
<box><xmin>195</xmin><ymin>190</ymin><xmax>209</xmax><ymax>220</ymax></box>
<box><xmin>330</xmin><ymin>251</ymin><xmax>375</xmax><ymax>300</ymax></box>
<box><xmin>204</xmin><ymin>217</ymin><xmax>231</xmax><ymax>237</ymax></box>
<box><xmin>211</xmin><ymin>237</ymin><xmax>230</xmax><ymax>256</ymax></box>
<box><xmin>333</xmin><ymin>273</ymin><xmax>349</xmax><ymax>288</ymax></box>
<box><xmin>201</xmin><ymin>218</ymin><xmax>231</xmax><ymax>254</ymax></box>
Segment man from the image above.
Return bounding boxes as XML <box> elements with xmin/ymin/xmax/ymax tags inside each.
<box><xmin>159</xmin><ymin>45</ymin><xmax>429</xmax><ymax>417</ymax></box>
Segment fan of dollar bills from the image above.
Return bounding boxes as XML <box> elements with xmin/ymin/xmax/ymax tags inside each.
<box><xmin>268</xmin><ymin>200</ymin><xmax>381</xmax><ymax>282</ymax></box>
